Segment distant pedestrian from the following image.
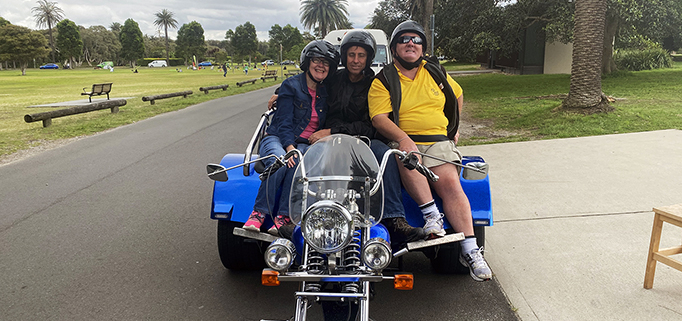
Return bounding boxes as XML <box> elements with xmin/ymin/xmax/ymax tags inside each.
<box><xmin>222</xmin><ymin>63</ymin><xmax>227</xmax><ymax>77</ymax></box>
<box><xmin>244</xmin><ymin>64</ymin><xmax>249</xmax><ymax>75</ymax></box>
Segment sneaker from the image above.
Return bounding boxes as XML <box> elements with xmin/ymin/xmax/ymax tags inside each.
<box><xmin>243</xmin><ymin>211</ymin><xmax>265</xmax><ymax>232</ymax></box>
<box><xmin>459</xmin><ymin>247</ymin><xmax>492</xmax><ymax>281</ymax></box>
<box><xmin>268</xmin><ymin>215</ymin><xmax>294</xmax><ymax>236</ymax></box>
<box><xmin>382</xmin><ymin>217</ymin><xmax>426</xmax><ymax>247</ymax></box>
<box><xmin>423</xmin><ymin>212</ymin><xmax>446</xmax><ymax>237</ymax></box>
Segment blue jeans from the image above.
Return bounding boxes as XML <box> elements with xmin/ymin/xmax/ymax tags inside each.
<box><xmin>370</xmin><ymin>139</ymin><xmax>405</xmax><ymax>220</ymax></box>
<box><xmin>253</xmin><ymin>135</ymin><xmax>309</xmax><ymax>216</ymax></box>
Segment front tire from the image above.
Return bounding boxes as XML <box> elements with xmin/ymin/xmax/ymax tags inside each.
<box><xmin>430</xmin><ymin>225</ymin><xmax>486</xmax><ymax>274</ymax></box>
<box><xmin>217</xmin><ymin>220</ymin><xmax>265</xmax><ymax>270</ymax></box>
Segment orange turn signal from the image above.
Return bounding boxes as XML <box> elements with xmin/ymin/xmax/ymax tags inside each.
<box><xmin>394</xmin><ymin>273</ymin><xmax>413</xmax><ymax>290</ymax></box>
<box><xmin>262</xmin><ymin>270</ymin><xmax>280</xmax><ymax>286</ymax></box>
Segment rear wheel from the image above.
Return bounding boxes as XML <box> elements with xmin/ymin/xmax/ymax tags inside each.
<box><xmin>430</xmin><ymin>225</ymin><xmax>486</xmax><ymax>274</ymax></box>
<box><xmin>217</xmin><ymin>220</ymin><xmax>266</xmax><ymax>270</ymax></box>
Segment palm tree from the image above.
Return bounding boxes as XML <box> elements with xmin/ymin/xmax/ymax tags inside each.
<box><xmin>31</xmin><ymin>0</ymin><xmax>64</xmax><ymax>62</ymax></box>
<box><xmin>561</xmin><ymin>0</ymin><xmax>613</xmax><ymax>113</ymax></box>
<box><xmin>300</xmin><ymin>0</ymin><xmax>350</xmax><ymax>38</ymax></box>
<box><xmin>153</xmin><ymin>9</ymin><xmax>178</xmax><ymax>65</ymax></box>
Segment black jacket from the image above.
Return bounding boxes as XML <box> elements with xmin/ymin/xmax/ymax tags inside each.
<box><xmin>323</xmin><ymin>69</ymin><xmax>376</xmax><ymax>139</ymax></box>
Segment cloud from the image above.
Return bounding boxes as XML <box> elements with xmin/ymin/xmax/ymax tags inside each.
<box><xmin>3</xmin><ymin>0</ymin><xmax>380</xmax><ymax>41</ymax></box>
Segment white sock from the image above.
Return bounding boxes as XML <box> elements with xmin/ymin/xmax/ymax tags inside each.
<box><xmin>461</xmin><ymin>236</ymin><xmax>478</xmax><ymax>254</ymax></box>
<box><xmin>419</xmin><ymin>200</ymin><xmax>439</xmax><ymax>218</ymax></box>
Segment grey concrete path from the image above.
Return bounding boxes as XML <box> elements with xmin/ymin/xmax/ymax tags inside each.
<box><xmin>459</xmin><ymin>129</ymin><xmax>682</xmax><ymax>320</ymax></box>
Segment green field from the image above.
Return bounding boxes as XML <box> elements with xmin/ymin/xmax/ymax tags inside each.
<box><xmin>455</xmin><ymin>62</ymin><xmax>682</xmax><ymax>145</ymax></box>
<box><xmin>2</xmin><ymin>62</ymin><xmax>682</xmax><ymax>159</ymax></box>
<box><xmin>0</xmin><ymin>65</ymin><xmax>288</xmax><ymax>158</ymax></box>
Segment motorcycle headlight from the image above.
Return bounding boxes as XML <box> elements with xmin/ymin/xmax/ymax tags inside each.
<box><xmin>265</xmin><ymin>238</ymin><xmax>296</xmax><ymax>271</ymax></box>
<box><xmin>362</xmin><ymin>238</ymin><xmax>391</xmax><ymax>272</ymax></box>
<box><xmin>301</xmin><ymin>200</ymin><xmax>353</xmax><ymax>253</ymax></box>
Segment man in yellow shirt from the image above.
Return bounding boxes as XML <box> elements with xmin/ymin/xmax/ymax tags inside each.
<box><xmin>368</xmin><ymin>20</ymin><xmax>491</xmax><ymax>281</ymax></box>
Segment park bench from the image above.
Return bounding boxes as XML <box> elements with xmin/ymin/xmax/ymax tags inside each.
<box><xmin>261</xmin><ymin>70</ymin><xmax>278</xmax><ymax>82</ymax></box>
<box><xmin>142</xmin><ymin>90</ymin><xmax>193</xmax><ymax>105</ymax></box>
<box><xmin>199</xmin><ymin>84</ymin><xmax>229</xmax><ymax>94</ymax></box>
<box><xmin>24</xmin><ymin>99</ymin><xmax>126</xmax><ymax>127</ymax></box>
<box><xmin>285</xmin><ymin>70</ymin><xmax>301</xmax><ymax>78</ymax></box>
<box><xmin>81</xmin><ymin>83</ymin><xmax>113</xmax><ymax>102</ymax></box>
<box><xmin>236</xmin><ymin>78</ymin><xmax>259</xmax><ymax>87</ymax></box>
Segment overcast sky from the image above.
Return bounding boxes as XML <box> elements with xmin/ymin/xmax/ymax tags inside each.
<box><xmin>1</xmin><ymin>0</ymin><xmax>380</xmax><ymax>41</ymax></box>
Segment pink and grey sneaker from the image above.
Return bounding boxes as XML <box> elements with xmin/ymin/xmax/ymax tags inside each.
<box><xmin>268</xmin><ymin>215</ymin><xmax>294</xmax><ymax>237</ymax></box>
<box><xmin>242</xmin><ymin>211</ymin><xmax>265</xmax><ymax>232</ymax></box>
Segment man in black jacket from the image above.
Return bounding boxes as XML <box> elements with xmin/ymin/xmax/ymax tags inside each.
<box><xmin>272</xmin><ymin>30</ymin><xmax>425</xmax><ymax>247</ymax></box>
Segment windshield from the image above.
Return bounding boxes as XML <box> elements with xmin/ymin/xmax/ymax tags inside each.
<box><xmin>373</xmin><ymin>45</ymin><xmax>388</xmax><ymax>65</ymax></box>
<box><xmin>289</xmin><ymin>134</ymin><xmax>384</xmax><ymax>227</ymax></box>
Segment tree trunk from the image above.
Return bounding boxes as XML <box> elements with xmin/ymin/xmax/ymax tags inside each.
<box><xmin>422</xmin><ymin>0</ymin><xmax>434</xmax><ymax>56</ymax></box>
<box><xmin>21</xmin><ymin>62</ymin><xmax>27</xmax><ymax>76</ymax></box>
<box><xmin>602</xmin><ymin>13</ymin><xmax>618</xmax><ymax>74</ymax></box>
<box><xmin>47</xmin><ymin>18</ymin><xmax>55</xmax><ymax>62</ymax></box>
<box><xmin>164</xmin><ymin>26</ymin><xmax>170</xmax><ymax>65</ymax></box>
<box><xmin>561</xmin><ymin>0</ymin><xmax>613</xmax><ymax>113</ymax></box>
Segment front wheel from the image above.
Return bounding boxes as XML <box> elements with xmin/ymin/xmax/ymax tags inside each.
<box><xmin>430</xmin><ymin>225</ymin><xmax>486</xmax><ymax>274</ymax></box>
<box><xmin>217</xmin><ymin>220</ymin><xmax>266</xmax><ymax>270</ymax></box>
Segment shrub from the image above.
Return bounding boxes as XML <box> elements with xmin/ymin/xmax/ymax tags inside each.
<box><xmin>614</xmin><ymin>48</ymin><xmax>673</xmax><ymax>71</ymax></box>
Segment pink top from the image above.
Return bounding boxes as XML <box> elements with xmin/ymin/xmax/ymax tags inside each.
<box><xmin>299</xmin><ymin>87</ymin><xmax>319</xmax><ymax>140</ymax></box>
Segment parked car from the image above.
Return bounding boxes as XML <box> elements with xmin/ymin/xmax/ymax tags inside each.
<box><xmin>39</xmin><ymin>63</ymin><xmax>59</xmax><ymax>69</ymax></box>
<box><xmin>198</xmin><ymin>61</ymin><xmax>212</xmax><ymax>66</ymax></box>
<box><xmin>280</xmin><ymin>60</ymin><xmax>295</xmax><ymax>65</ymax></box>
<box><xmin>261</xmin><ymin>60</ymin><xmax>274</xmax><ymax>66</ymax></box>
<box><xmin>148</xmin><ymin>60</ymin><xmax>167</xmax><ymax>67</ymax></box>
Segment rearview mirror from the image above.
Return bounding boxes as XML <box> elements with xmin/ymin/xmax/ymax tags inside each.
<box><xmin>207</xmin><ymin>163</ymin><xmax>228</xmax><ymax>181</ymax></box>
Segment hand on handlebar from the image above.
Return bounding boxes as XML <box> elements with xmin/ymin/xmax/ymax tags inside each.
<box><xmin>401</xmin><ymin>152</ymin><xmax>439</xmax><ymax>182</ymax></box>
<box><xmin>267</xmin><ymin>94</ymin><xmax>278</xmax><ymax>110</ymax></box>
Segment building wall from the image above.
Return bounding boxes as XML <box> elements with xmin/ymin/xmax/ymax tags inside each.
<box><xmin>544</xmin><ymin>41</ymin><xmax>573</xmax><ymax>74</ymax></box>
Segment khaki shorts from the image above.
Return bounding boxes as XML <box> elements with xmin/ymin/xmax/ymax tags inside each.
<box><xmin>416</xmin><ymin>140</ymin><xmax>462</xmax><ymax>168</ymax></box>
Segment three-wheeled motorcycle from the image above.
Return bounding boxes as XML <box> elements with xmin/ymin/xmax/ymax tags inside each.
<box><xmin>206</xmin><ymin>109</ymin><xmax>492</xmax><ymax>321</ymax></box>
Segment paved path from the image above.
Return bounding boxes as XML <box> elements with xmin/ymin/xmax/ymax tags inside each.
<box><xmin>460</xmin><ymin>129</ymin><xmax>682</xmax><ymax>320</ymax></box>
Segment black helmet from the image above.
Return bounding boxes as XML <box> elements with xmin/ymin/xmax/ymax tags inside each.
<box><xmin>340</xmin><ymin>30</ymin><xmax>377</xmax><ymax>73</ymax></box>
<box><xmin>299</xmin><ymin>39</ymin><xmax>340</xmax><ymax>75</ymax></box>
<box><xmin>390</xmin><ymin>20</ymin><xmax>427</xmax><ymax>54</ymax></box>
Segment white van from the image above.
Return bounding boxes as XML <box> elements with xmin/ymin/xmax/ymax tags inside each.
<box><xmin>324</xmin><ymin>29</ymin><xmax>392</xmax><ymax>74</ymax></box>
<box><xmin>148</xmin><ymin>60</ymin><xmax>167</xmax><ymax>67</ymax></box>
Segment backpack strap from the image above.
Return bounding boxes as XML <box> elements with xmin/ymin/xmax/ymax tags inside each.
<box><xmin>375</xmin><ymin>64</ymin><xmax>402</xmax><ymax>127</ymax></box>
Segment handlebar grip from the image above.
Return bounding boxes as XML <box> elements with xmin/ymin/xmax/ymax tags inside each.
<box><xmin>416</xmin><ymin>163</ymin><xmax>439</xmax><ymax>182</ymax></box>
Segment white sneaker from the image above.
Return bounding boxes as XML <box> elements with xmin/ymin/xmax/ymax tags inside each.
<box><xmin>459</xmin><ymin>247</ymin><xmax>492</xmax><ymax>281</ymax></box>
<box><xmin>423</xmin><ymin>212</ymin><xmax>446</xmax><ymax>237</ymax></box>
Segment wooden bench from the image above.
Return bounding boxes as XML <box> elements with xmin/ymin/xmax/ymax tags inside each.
<box><xmin>141</xmin><ymin>90</ymin><xmax>193</xmax><ymax>105</ymax></box>
<box><xmin>81</xmin><ymin>83</ymin><xmax>113</xmax><ymax>102</ymax></box>
<box><xmin>199</xmin><ymin>84</ymin><xmax>229</xmax><ymax>94</ymax></box>
<box><xmin>285</xmin><ymin>71</ymin><xmax>301</xmax><ymax>78</ymax></box>
<box><xmin>261</xmin><ymin>70</ymin><xmax>278</xmax><ymax>82</ymax></box>
<box><xmin>644</xmin><ymin>203</ymin><xmax>682</xmax><ymax>289</ymax></box>
<box><xmin>24</xmin><ymin>99</ymin><xmax>126</xmax><ymax>127</ymax></box>
<box><xmin>236</xmin><ymin>78</ymin><xmax>259</xmax><ymax>87</ymax></box>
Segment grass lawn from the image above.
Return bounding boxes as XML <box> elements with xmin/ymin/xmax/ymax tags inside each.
<box><xmin>0</xmin><ymin>65</ymin><xmax>288</xmax><ymax>158</ymax></box>
<box><xmin>1</xmin><ymin>61</ymin><xmax>681</xmax><ymax>160</ymax></box>
<box><xmin>456</xmin><ymin>61</ymin><xmax>682</xmax><ymax>145</ymax></box>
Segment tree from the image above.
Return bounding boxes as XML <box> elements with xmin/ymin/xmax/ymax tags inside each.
<box><xmin>268</xmin><ymin>24</ymin><xmax>305</xmax><ymax>60</ymax></box>
<box><xmin>300</xmin><ymin>0</ymin><xmax>350</xmax><ymax>38</ymax></box>
<box><xmin>153</xmin><ymin>9</ymin><xmax>178</xmax><ymax>65</ymax></box>
<box><xmin>0</xmin><ymin>24</ymin><xmax>49</xmax><ymax>75</ymax></box>
<box><xmin>119</xmin><ymin>18</ymin><xmax>145</xmax><ymax>68</ymax></box>
<box><xmin>0</xmin><ymin>17</ymin><xmax>10</xmax><ymax>27</ymax></box>
<box><xmin>176</xmin><ymin>21</ymin><xmax>206</xmax><ymax>64</ymax></box>
<box><xmin>109</xmin><ymin>22</ymin><xmax>121</xmax><ymax>33</ymax></box>
<box><xmin>31</xmin><ymin>0</ymin><xmax>63</xmax><ymax>62</ymax></box>
<box><xmin>369</xmin><ymin>0</ymin><xmax>411</xmax><ymax>37</ymax></box>
<box><xmin>80</xmin><ymin>25</ymin><xmax>121</xmax><ymax>65</ymax></box>
<box><xmin>55</xmin><ymin>19</ymin><xmax>81</xmax><ymax>68</ymax></box>
<box><xmin>232</xmin><ymin>22</ymin><xmax>258</xmax><ymax>61</ymax></box>
<box><xmin>562</xmin><ymin>0</ymin><xmax>613</xmax><ymax>113</ymax></box>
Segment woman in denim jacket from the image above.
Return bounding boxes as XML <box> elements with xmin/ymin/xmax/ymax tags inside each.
<box><xmin>243</xmin><ymin>40</ymin><xmax>340</xmax><ymax>237</ymax></box>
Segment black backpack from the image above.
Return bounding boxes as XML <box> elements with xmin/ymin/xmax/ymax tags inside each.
<box><xmin>374</xmin><ymin>57</ymin><xmax>459</xmax><ymax>141</ymax></box>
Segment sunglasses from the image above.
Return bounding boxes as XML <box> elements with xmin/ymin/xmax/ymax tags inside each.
<box><xmin>310</xmin><ymin>57</ymin><xmax>330</xmax><ymax>67</ymax></box>
<box><xmin>398</xmin><ymin>35</ymin><xmax>423</xmax><ymax>45</ymax></box>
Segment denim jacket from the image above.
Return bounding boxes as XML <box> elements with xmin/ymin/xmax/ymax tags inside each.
<box><xmin>267</xmin><ymin>73</ymin><xmax>328</xmax><ymax>148</ymax></box>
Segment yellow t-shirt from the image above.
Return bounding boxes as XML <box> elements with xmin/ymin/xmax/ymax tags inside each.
<box><xmin>368</xmin><ymin>60</ymin><xmax>462</xmax><ymax>139</ymax></box>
